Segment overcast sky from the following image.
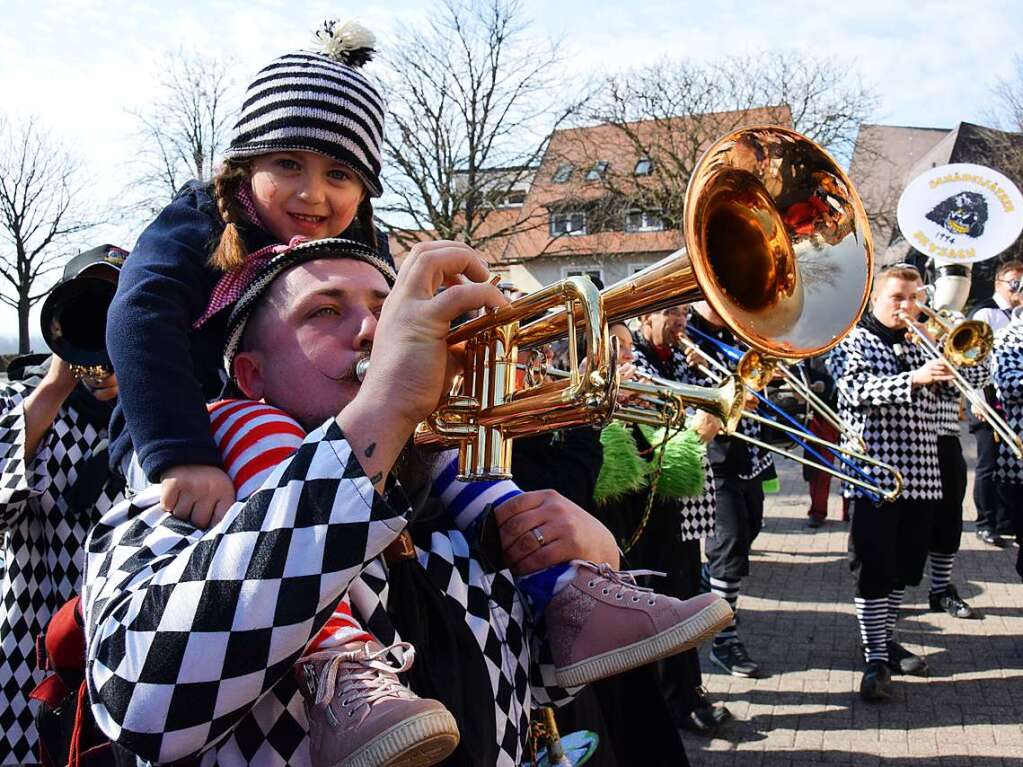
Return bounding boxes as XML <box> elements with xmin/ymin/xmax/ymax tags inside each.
<box><xmin>1</xmin><ymin>0</ymin><xmax>1021</xmax><ymax>348</ymax></box>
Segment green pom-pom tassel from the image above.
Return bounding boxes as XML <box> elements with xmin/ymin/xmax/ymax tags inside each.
<box><xmin>638</xmin><ymin>425</ymin><xmax>707</xmax><ymax>498</ymax></box>
<box><xmin>762</xmin><ymin>476</ymin><xmax>780</xmax><ymax>494</ymax></box>
<box><xmin>595</xmin><ymin>423</ymin><xmax>648</xmax><ymax>504</ymax></box>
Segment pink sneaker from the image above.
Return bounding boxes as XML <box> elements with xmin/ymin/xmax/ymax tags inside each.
<box><xmin>546</xmin><ymin>561</ymin><xmax>732</xmax><ymax>687</ymax></box>
<box><xmin>296</xmin><ymin>640</ymin><xmax>459</xmax><ymax>767</ymax></box>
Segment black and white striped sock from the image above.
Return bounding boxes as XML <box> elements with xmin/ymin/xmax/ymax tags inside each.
<box><xmin>709</xmin><ymin>575</ymin><xmax>740</xmax><ymax>646</ymax></box>
<box><xmin>854</xmin><ymin>597</ymin><xmax>889</xmax><ymax>663</ymax></box>
<box><xmin>928</xmin><ymin>552</ymin><xmax>955</xmax><ymax>596</ymax></box>
<box><xmin>886</xmin><ymin>588</ymin><xmax>905</xmax><ymax>641</ymax></box>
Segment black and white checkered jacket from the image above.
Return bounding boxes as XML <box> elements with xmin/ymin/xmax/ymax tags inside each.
<box><xmin>992</xmin><ymin>322</ymin><xmax>1023</xmax><ymax>484</ymax></box>
<box><xmin>83</xmin><ymin>420</ymin><xmax>571</xmax><ymax>767</ymax></box>
<box><xmin>935</xmin><ymin>358</ymin><xmax>989</xmax><ymax>437</ymax></box>
<box><xmin>826</xmin><ymin>326</ymin><xmax>945</xmax><ymax>500</ymax></box>
<box><xmin>0</xmin><ymin>373</ymin><xmax>126</xmax><ymax>765</ymax></box>
<box><xmin>630</xmin><ymin>332</ymin><xmax>715</xmax><ymax>542</ymax></box>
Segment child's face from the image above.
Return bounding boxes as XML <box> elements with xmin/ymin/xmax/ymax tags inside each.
<box><xmin>249</xmin><ymin>151</ymin><xmax>366</xmax><ymax>242</ymax></box>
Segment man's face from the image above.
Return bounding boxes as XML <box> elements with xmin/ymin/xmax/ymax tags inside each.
<box><xmin>642</xmin><ymin>307</ymin><xmax>686</xmax><ymax>348</ymax></box>
<box><xmin>871</xmin><ymin>275</ymin><xmax>922</xmax><ymax>330</ymax></box>
<box><xmin>996</xmin><ymin>269</ymin><xmax>1023</xmax><ymax>307</ymax></box>
<box><xmin>235</xmin><ymin>259</ymin><xmax>389</xmax><ymax>429</ymax></box>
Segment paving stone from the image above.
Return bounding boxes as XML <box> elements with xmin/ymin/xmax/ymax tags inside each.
<box><xmin>681</xmin><ymin>432</ymin><xmax>1023</xmax><ymax>767</ymax></box>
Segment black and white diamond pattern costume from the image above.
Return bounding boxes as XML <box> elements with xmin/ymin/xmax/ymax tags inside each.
<box><xmin>630</xmin><ymin>332</ymin><xmax>715</xmax><ymax>542</ymax></box>
<box><xmin>826</xmin><ymin>326</ymin><xmax>945</xmax><ymax>500</ymax></box>
<box><xmin>935</xmin><ymin>358</ymin><xmax>989</xmax><ymax>437</ymax></box>
<box><xmin>0</xmin><ymin>372</ymin><xmax>126</xmax><ymax>765</ymax></box>
<box><xmin>83</xmin><ymin>419</ymin><xmax>572</xmax><ymax>767</ymax></box>
<box><xmin>992</xmin><ymin>322</ymin><xmax>1023</xmax><ymax>484</ymax></box>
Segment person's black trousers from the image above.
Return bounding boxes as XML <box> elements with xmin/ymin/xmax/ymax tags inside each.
<box><xmin>973</xmin><ymin>425</ymin><xmax>1012</xmax><ymax>533</ymax></box>
<box><xmin>932</xmin><ymin>436</ymin><xmax>968</xmax><ymax>555</ymax></box>
<box><xmin>705</xmin><ymin>475</ymin><xmax>765</xmax><ymax>580</ymax></box>
<box><xmin>848</xmin><ymin>497</ymin><xmax>934</xmax><ymax>599</ymax></box>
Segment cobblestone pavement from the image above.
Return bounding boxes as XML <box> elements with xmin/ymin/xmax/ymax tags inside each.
<box><xmin>683</xmin><ymin>430</ymin><xmax>1023</xmax><ymax>767</ymax></box>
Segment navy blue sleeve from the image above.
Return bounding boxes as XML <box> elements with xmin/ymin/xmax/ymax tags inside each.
<box><xmin>106</xmin><ymin>184</ymin><xmax>223</xmax><ymax>480</ymax></box>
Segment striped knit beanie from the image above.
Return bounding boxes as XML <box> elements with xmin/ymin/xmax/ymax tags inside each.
<box><xmin>224</xmin><ymin>20</ymin><xmax>386</xmax><ymax>197</ymax></box>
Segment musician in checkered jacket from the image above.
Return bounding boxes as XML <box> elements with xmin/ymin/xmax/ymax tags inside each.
<box><xmin>826</xmin><ymin>264</ymin><xmax>957</xmax><ymax>702</ymax></box>
<box><xmin>679</xmin><ymin>302</ymin><xmax>774</xmax><ymax>680</ymax></box>
<box><xmin>82</xmin><ymin>239</ymin><xmax>726</xmax><ymax>767</ymax></box>
<box><xmin>926</xmin><ymin>352</ymin><xmax>990</xmax><ymax>620</ymax></box>
<box><xmin>992</xmin><ymin>317</ymin><xmax>1023</xmax><ymax>582</ymax></box>
<box><xmin>627</xmin><ymin>316</ymin><xmax>733</xmax><ymax>733</ymax></box>
<box><xmin>0</xmin><ymin>355</ymin><xmax>123</xmax><ymax>765</ymax></box>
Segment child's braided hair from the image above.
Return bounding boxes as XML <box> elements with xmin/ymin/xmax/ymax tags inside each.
<box><xmin>210</xmin><ymin>160</ymin><xmax>253</xmax><ymax>272</ymax></box>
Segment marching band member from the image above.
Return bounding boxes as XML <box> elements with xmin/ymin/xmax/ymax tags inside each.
<box><xmin>992</xmin><ymin>308</ymin><xmax>1023</xmax><ymax>582</ymax></box>
<box><xmin>626</xmin><ymin>316</ymin><xmax>733</xmax><ymax>732</ymax></box>
<box><xmin>970</xmin><ymin>260</ymin><xmax>1023</xmax><ymax>547</ymax></box>
<box><xmin>682</xmin><ymin>302</ymin><xmax>775</xmax><ymax>680</ymax></box>
<box><xmin>827</xmin><ymin>264</ymin><xmax>954</xmax><ymax>702</ymax></box>
<box><xmin>0</xmin><ymin>246</ymin><xmax>126</xmax><ymax>764</ymax></box>
<box><xmin>925</xmin><ymin>340</ymin><xmax>990</xmax><ymax>619</ymax></box>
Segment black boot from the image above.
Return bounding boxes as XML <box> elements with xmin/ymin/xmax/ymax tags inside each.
<box><xmin>682</xmin><ymin>687</ymin><xmax>732</xmax><ymax>735</ymax></box>
<box><xmin>859</xmin><ymin>660</ymin><xmax>892</xmax><ymax>702</ymax></box>
<box><xmin>887</xmin><ymin>641</ymin><xmax>929</xmax><ymax>676</ymax></box>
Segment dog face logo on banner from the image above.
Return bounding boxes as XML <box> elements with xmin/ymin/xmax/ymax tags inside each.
<box><xmin>897</xmin><ymin>163</ymin><xmax>1023</xmax><ymax>264</ymax></box>
<box><xmin>925</xmin><ymin>191</ymin><xmax>989</xmax><ymax>239</ymax></box>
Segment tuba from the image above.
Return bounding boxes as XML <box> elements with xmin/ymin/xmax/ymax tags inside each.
<box><xmin>404</xmin><ymin>127</ymin><xmax>874</xmax><ymax>480</ymax></box>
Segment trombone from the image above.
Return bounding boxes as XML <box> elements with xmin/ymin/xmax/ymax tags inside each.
<box><xmin>898</xmin><ymin>311</ymin><xmax>1023</xmax><ymax>459</ymax></box>
<box><xmin>915</xmin><ymin>303</ymin><xmax>994</xmax><ymax>367</ymax></box>
<box><xmin>672</xmin><ymin>333</ymin><xmax>904</xmax><ymax>501</ymax></box>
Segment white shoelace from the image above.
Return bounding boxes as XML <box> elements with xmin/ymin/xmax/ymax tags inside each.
<box><xmin>301</xmin><ymin>641</ymin><xmax>418</xmax><ymax>713</ymax></box>
<box><xmin>575</xmin><ymin>559</ymin><xmax>666</xmax><ymax>605</ymax></box>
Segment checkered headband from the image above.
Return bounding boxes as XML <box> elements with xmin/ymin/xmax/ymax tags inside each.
<box><xmin>222</xmin><ymin>236</ymin><xmax>397</xmax><ymax>375</ymax></box>
<box><xmin>224</xmin><ymin>20</ymin><xmax>386</xmax><ymax>197</ymax></box>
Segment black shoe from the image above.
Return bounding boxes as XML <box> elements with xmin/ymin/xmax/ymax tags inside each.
<box><xmin>929</xmin><ymin>584</ymin><xmax>977</xmax><ymax>619</ymax></box>
<box><xmin>711</xmin><ymin>641</ymin><xmax>761</xmax><ymax>678</ymax></box>
<box><xmin>859</xmin><ymin>660</ymin><xmax>892</xmax><ymax>702</ymax></box>
<box><xmin>887</xmin><ymin>641</ymin><xmax>929</xmax><ymax>676</ymax></box>
<box><xmin>683</xmin><ymin>688</ymin><xmax>732</xmax><ymax>735</ymax></box>
<box><xmin>976</xmin><ymin>528</ymin><xmax>1006</xmax><ymax>547</ymax></box>
<box><xmin>807</xmin><ymin>515</ymin><xmax>824</xmax><ymax>529</ymax></box>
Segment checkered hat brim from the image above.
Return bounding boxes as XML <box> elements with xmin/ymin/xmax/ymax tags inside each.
<box><xmin>223</xmin><ymin>237</ymin><xmax>397</xmax><ymax>374</ymax></box>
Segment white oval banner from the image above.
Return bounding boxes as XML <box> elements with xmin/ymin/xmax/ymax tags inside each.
<box><xmin>896</xmin><ymin>163</ymin><xmax>1023</xmax><ymax>265</ymax></box>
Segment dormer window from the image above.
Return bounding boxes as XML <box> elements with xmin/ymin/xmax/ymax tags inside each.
<box><xmin>585</xmin><ymin>161</ymin><xmax>609</xmax><ymax>181</ymax></box>
<box><xmin>552</xmin><ymin>163</ymin><xmax>574</xmax><ymax>183</ymax></box>
<box><xmin>634</xmin><ymin>156</ymin><xmax>653</xmax><ymax>176</ymax></box>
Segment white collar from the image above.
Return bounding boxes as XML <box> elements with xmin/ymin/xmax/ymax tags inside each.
<box><xmin>995</xmin><ymin>292</ymin><xmax>1014</xmax><ymax>311</ymax></box>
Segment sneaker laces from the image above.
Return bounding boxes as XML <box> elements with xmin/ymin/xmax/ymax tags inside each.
<box><xmin>575</xmin><ymin>560</ymin><xmax>665</xmax><ymax>605</ymax></box>
<box><xmin>301</xmin><ymin>641</ymin><xmax>418</xmax><ymax>716</ymax></box>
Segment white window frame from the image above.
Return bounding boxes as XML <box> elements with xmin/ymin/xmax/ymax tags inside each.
<box><xmin>560</xmin><ymin>265</ymin><xmax>605</xmax><ymax>285</ymax></box>
<box><xmin>551</xmin><ymin>163</ymin><xmax>574</xmax><ymax>183</ymax></box>
<box><xmin>497</xmin><ymin>190</ymin><xmax>527</xmax><ymax>208</ymax></box>
<box><xmin>585</xmin><ymin>161</ymin><xmax>609</xmax><ymax>181</ymax></box>
<box><xmin>549</xmin><ymin>210</ymin><xmax>587</xmax><ymax>236</ymax></box>
<box><xmin>624</xmin><ymin>209</ymin><xmax>665</xmax><ymax>233</ymax></box>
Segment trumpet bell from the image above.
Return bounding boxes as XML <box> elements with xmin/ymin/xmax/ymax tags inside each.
<box><xmin>40</xmin><ymin>276</ymin><xmax>117</xmax><ymax>370</ymax></box>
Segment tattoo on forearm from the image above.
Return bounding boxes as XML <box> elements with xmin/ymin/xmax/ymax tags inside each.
<box><xmin>364</xmin><ymin>442</ymin><xmax>376</xmax><ymax>458</ymax></box>
<box><xmin>370</xmin><ymin>471</ymin><xmax>383</xmax><ymax>484</ymax></box>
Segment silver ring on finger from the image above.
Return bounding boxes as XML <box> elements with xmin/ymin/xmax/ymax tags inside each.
<box><xmin>532</xmin><ymin>526</ymin><xmax>546</xmax><ymax>547</ymax></box>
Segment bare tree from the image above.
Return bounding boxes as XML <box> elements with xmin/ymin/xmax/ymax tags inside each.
<box><xmin>378</xmin><ymin>0</ymin><xmax>589</xmax><ymax>253</ymax></box>
<box><xmin>0</xmin><ymin>116</ymin><xmax>96</xmax><ymax>352</ymax></box>
<box><xmin>130</xmin><ymin>49</ymin><xmax>238</xmax><ymax>214</ymax></box>
<box><xmin>573</xmin><ymin>51</ymin><xmax>880</xmax><ymax>231</ymax></box>
<box><xmin>991</xmin><ymin>55</ymin><xmax>1023</xmax><ymax>132</ymax></box>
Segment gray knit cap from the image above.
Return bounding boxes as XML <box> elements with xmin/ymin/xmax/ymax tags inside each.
<box><xmin>224</xmin><ymin>20</ymin><xmax>385</xmax><ymax>197</ymax></box>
